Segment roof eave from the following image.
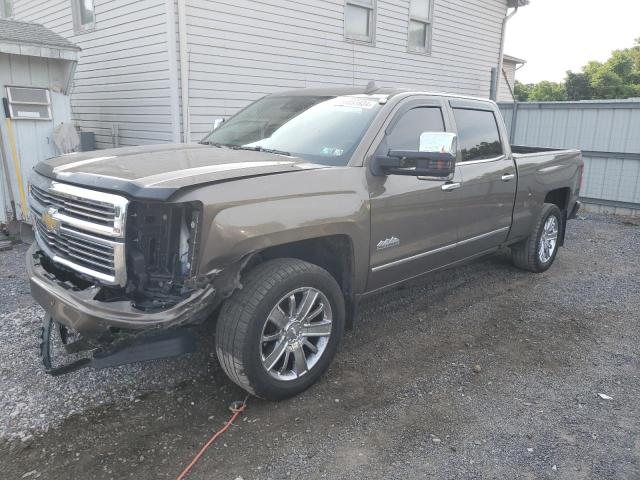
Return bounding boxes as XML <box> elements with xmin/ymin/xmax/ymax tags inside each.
<box><xmin>0</xmin><ymin>41</ymin><xmax>80</xmax><ymax>61</ymax></box>
<box><xmin>503</xmin><ymin>54</ymin><xmax>527</xmax><ymax>64</ymax></box>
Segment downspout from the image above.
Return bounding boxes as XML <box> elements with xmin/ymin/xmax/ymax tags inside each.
<box><xmin>177</xmin><ymin>0</ymin><xmax>190</xmax><ymax>143</ymax></box>
<box><xmin>494</xmin><ymin>3</ymin><xmax>519</xmax><ymax>101</ymax></box>
<box><xmin>165</xmin><ymin>0</ymin><xmax>181</xmax><ymax>143</ymax></box>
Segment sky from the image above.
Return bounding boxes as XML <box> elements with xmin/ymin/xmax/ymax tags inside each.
<box><xmin>505</xmin><ymin>0</ymin><xmax>640</xmax><ymax>84</ymax></box>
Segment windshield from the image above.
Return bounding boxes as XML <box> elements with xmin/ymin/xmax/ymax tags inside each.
<box><xmin>201</xmin><ymin>95</ymin><xmax>383</xmax><ymax>166</ymax></box>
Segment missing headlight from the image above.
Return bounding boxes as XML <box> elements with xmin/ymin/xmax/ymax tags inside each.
<box><xmin>123</xmin><ymin>201</ymin><xmax>201</xmax><ymax>310</ymax></box>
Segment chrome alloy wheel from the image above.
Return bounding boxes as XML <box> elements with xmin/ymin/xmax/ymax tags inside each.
<box><xmin>260</xmin><ymin>287</ymin><xmax>333</xmax><ymax>381</ymax></box>
<box><xmin>538</xmin><ymin>215</ymin><xmax>559</xmax><ymax>263</ymax></box>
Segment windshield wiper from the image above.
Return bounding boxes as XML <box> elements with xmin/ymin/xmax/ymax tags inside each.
<box><xmin>199</xmin><ymin>141</ymin><xmax>228</xmax><ymax>148</ymax></box>
<box><xmin>230</xmin><ymin>145</ymin><xmax>292</xmax><ymax>157</ymax></box>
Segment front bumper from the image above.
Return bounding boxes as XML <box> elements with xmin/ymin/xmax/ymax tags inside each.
<box><xmin>27</xmin><ymin>243</ymin><xmax>215</xmax><ymax>336</ymax></box>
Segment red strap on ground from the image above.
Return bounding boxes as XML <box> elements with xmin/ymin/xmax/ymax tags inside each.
<box><xmin>175</xmin><ymin>398</ymin><xmax>248</xmax><ymax>480</ymax></box>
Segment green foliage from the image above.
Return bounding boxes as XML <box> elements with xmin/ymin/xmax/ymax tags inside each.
<box><xmin>514</xmin><ymin>80</ymin><xmax>567</xmax><ymax>102</ymax></box>
<box><xmin>529</xmin><ymin>81</ymin><xmax>567</xmax><ymax>101</ymax></box>
<box><xmin>516</xmin><ymin>38</ymin><xmax>640</xmax><ymax>101</ymax></box>
<box><xmin>565</xmin><ymin>71</ymin><xmax>592</xmax><ymax>100</ymax></box>
<box><xmin>514</xmin><ymin>80</ymin><xmax>532</xmax><ymax>102</ymax></box>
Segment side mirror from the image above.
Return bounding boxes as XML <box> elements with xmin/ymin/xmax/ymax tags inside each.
<box><xmin>371</xmin><ymin>132</ymin><xmax>458</xmax><ymax>178</ymax></box>
<box><xmin>212</xmin><ymin>118</ymin><xmax>225</xmax><ymax>130</ymax></box>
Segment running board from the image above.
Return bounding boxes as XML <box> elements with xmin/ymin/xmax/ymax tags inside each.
<box><xmin>46</xmin><ymin>329</ymin><xmax>195</xmax><ymax>376</ymax></box>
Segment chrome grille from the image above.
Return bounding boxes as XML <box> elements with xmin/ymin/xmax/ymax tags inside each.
<box><xmin>30</xmin><ymin>184</ymin><xmax>117</xmax><ymax>226</ymax></box>
<box><xmin>35</xmin><ymin>219</ymin><xmax>116</xmax><ymax>275</ymax></box>
<box><xmin>29</xmin><ymin>173</ymin><xmax>128</xmax><ymax>286</ymax></box>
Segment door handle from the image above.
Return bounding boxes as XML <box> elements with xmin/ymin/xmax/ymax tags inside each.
<box><xmin>441</xmin><ymin>182</ymin><xmax>461</xmax><ymax>192</ymax></box>
<box><xmin>501</xmin><ymin>173</ymin><xmax>516</xmax><ymax>182</ymax></box>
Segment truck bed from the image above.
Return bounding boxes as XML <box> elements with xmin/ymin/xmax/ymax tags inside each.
<box><xmin>506</xmin><ymin>145</ymin><xmax>582</xmax><ymax>244</ymax></box>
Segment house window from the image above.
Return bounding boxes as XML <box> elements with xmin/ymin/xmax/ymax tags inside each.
<box><xmin>1</xmin><ymin>0</ymin><xmax>13</xmax><ymax>18</ymax></box>
<box><xmin>408</xmin><ymin>0</ymin><xmax>433</xmax><ymax>53</ymax></box>
<box><xmin>345</xmin><ymin>0</ymin><xmax>375</xmax><ymax>43</ymax></box>
<box><xmin>71</xmin><ymin>0</ymin><xmax>95</xmax><ymax>33</ymax></box>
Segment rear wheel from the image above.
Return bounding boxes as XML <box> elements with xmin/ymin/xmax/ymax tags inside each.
<box><xmin>511</xmin><ymin>203</ymin><xmax>562</xmax><ymax>273</ymax></box>
<box><xmin>215</xmin><ymin>258</ymin><xmax>345</xmax><ymax>400</ymax></box>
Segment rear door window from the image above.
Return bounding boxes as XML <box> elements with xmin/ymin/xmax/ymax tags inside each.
<box><xmin>452</xmin><ymin>108</ymin><xmax>503</xmax><ymax>162</ymax></box>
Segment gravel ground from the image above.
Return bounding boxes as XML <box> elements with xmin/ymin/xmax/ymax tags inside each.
<box><xmin>1</xmin><ymin>213</ymin><xmax>638</xmax><ymax>479</ymax></box>
<box><xmin>0</xmin><ymin>243</ymin><xmax>217</xmax><ymax>445</ymax></box>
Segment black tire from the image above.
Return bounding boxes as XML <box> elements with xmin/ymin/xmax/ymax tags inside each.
<box><xmin>511</xmin><ymin>203</ymin><xmax>563</xmax><ymax>273</ymax></box>
<box><xmin>215</xmin><ymin>258</ymin><xmax>345</xmax><ymax>400</ymax></box>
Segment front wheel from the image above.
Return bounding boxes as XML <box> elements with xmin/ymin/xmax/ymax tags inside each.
<box><xmin>511</xmin><ymin>203</ymin><xmax>563</xmax><ymax>273</ymax></box>
<box><xmin>215</xmin><ymin>258</ymin><xmax>345</xmax><ymax>400</ymax></box>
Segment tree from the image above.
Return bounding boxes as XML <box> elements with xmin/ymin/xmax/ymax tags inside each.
<box><xmin>514</xmin><ymin>80</ymin><xmax>532</xmax><ymax>101</ymax></box>
<box><xmin>632</xmin><ymin>37</ymin><xmax>640</xmax><ymax>72</ymax></box>
<box><xmin>565</xmin><ymin>71</ymin><xmax>591</xmax><ymax>100</ymax></box>
<box><xmin>590</xmin><ymin>68</ymin><xmax>626</xmax><ymax>99</ymax></box>
<box><xmin>608</xmin><ymin>50</ymin><xmax>635</xmax><ymax>79</ymax></box>
<box><xmin>517</xmin><ymin>38</ymin><xmax>640</xmax><ymax>101</ymax></box>
<box><xmin>528</xmin><ymin>81</ymin><xmax>567</xmax><ymax>101</ymax></box>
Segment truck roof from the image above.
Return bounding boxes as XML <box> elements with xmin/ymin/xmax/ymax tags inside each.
<box><xmin>270</xmin><ymin>86</ymin><xmax>496</xmax><ymax>106</ymax></box>
<box><xmin>271</xmin><ymin>86</ymin><xmax>407</xmax><ymax>97</ymax></box>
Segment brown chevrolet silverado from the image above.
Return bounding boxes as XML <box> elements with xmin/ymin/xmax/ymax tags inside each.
<box><xmin>27</xmin><ymin>87</ymin><xmax>583</xmax><ymax>399</ymax></box>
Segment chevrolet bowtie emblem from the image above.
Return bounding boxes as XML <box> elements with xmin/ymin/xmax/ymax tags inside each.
<box><xmin>42</xmin><ymin>208</ymin><xmax>61</xmax><ymax>233</ymax></box>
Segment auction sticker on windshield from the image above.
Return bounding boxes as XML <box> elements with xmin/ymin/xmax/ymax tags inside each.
<box><xmin>329</xmin><ymin>96</ymin><xmax>379</xmax><ymax>109</ymax></box>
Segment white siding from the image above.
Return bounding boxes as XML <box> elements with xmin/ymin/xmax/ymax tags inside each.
<box><xmin>12</xmin><ymin>0</ymin><xmax>510</xmax><ymax>147</ymax></box>
<box><xmin>185</xmin><ymin>0</ymin><xmax>508</xmax><ymax>140</ymax></box>
<box><xmin>498</xmin><ymin>60</ymin><xmax>517</xmax><ymax>102</ymax></box>
<box><xmin>12</xmin><ymin>0</ymin><xmax>179</xmax><ymax>148</ymax></box>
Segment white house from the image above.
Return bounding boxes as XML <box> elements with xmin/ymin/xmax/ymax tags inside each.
<box><xmin>498</xmin><ymin>53</ymin><xmax>526</xmax><ymax>102</ymax></box>
<box><xmin>6</xmin><ymin>0</ymin><xmax>528</xmax><ymax>149</ymax></box>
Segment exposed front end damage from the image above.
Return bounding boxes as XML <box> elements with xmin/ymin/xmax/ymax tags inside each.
<box><xmin>27</xmin><ymin>227</ymin><xmax>260</xmax><ymax>374</ymax></box>
<box><xmin>27</xmin><ymin>192</ymin><xmax>223</xmax><ymax>329</ymax></box>
<box><xmin>27</xmin><ymin>243</ymin><xmax>218</xmax><ymax>335</ymax></box>
<box><xmin>28</xmin><ymin>224</ymin><xmax>222</xmax><ymax>374</ymax></box>
<box><xmin>26</xmin><ymin>180</ymin><xmax>245</xmax><ymax>373</ymax></box>
<box><xmin>109</xmin><ymin>200</ymin><xmax>204</xmax><ymax>315</ymax></box>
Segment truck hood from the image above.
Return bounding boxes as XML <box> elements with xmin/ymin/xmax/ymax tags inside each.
<box><xmin>35</xmin><ymin>143</ymin><xmax>328</xmax><ymax>200</ymax></box>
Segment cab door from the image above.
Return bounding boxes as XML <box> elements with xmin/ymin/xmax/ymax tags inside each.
<box><xmin>366</xmin><ymin>98</ymin><xmax>462</xmax><ymax>291</ymax></box>
<box><xmin>448</xmin><ymin>100</ymin><xmax>517</xmax><ymax>258</ymax></box>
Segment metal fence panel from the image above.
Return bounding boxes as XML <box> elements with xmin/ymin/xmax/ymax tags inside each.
<box><xmin>500</xmin><ymin>100</ymin><xmax>640</xmax><ymax>212</ymax></box>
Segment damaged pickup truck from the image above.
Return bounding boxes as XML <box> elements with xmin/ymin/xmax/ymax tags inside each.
<box><xmin>27</xmin><ymin>88</ymin><xmax>583</xmax><ymax>399</ymax></box>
